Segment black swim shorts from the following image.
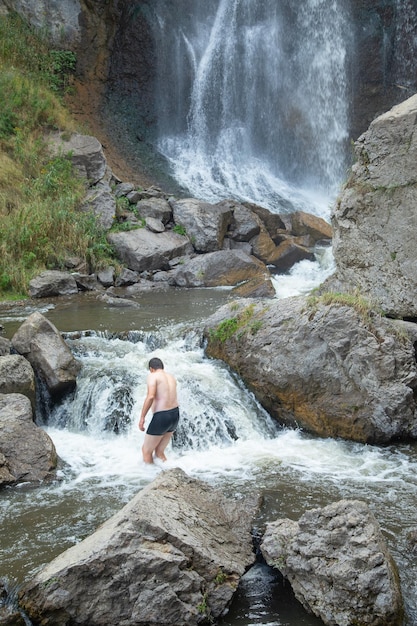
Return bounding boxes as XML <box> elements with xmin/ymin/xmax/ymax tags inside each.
<box><xmin>146</xmin><ymin>407</ymin><xmax>180</xmax><ymax>436</ymax></box>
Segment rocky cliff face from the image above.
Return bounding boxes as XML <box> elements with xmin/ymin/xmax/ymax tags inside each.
<box><xmin>331</xmin><ymin>94</ymin><xmax>417</xmax><ymax>319</ymax></box>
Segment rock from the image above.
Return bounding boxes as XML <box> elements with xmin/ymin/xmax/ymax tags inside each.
<box><xmin>261</xmin><ymin>500</ymin><xmax>403</xmax><ymax>626</ymax></box>
<box><xmin>28</xmin><ymin>270</ymin><xmax>78</xmax><ymax>299</ymax></box>
<box><xmin>136</xmin><ymin>197</ymin><xmax>172</xmax><ymax>224</ymax></box>
<box><xmin>267</xmin><ymin>239</ymin><xmax>315</xmax><ymax>272</ymax></box>
<box><xmin>73</xmin><ymin>274</ymin><xmax>103</xmax><ymax>292</ymax></box>
<box><xmin>114</xmin><ymin>268</ymin><xmax>140</xmax><ymax>286</ymax></box>
<box><xmin>170</xmin><ymin>198</ymin><xmax>232</xmax><ymax>252</ymax></box>
<box><xmin>19</xmin><ymin>468</ymin><xmax>257</xmax><ymax>626</ymax></box>
<box><xmin>287</xmin><ymin>210</ymin><xmax>332</xmax><ymax>243</ymax></box>
<box><xmin>82</xmin><ymin>181</ymin><xmax>116</xmax><ymax>230</ymax></box>
<box><xmin>97</xmin><ymin>266</ymin><xmax>115</xmax><ymax>288</ymax></box>
<box><xmin>0</xmin><ymin>337</ymin><xmax>11</xmax><ymax>356</ymax></box>
<box><xmin>204</xmin><ymin>296</ymin><xmax>417</xmax><ymax>444</ymax></box>
<box><xmin>108</xmin><ymin>229</ymin><xmax>192</xmax><ymax>273</ymax></box>
<box><xmin>0</xmin><ymin>355</ymin><xmax>36</xmax><ymax>409</ymax></box>
<box><xmin>145</xmin><ymin>217</ymin><xmax>165</xmax><ymax>233</ymax></box>
<box><xmin>48</xmin><ymin>132</ymin><xmax>107</xmax><ymax>185</ymax></box>
<box><xmin>331</xmin><ymin>94</ymin><xmax>417</xmax><ymax>318</ymax></box>
<box><xmin>221</xmin><ymin>201</ymin><xmax>261</xmax><ymax>242</ymax></box>
<box><xmin>114</xmin><ymin>182</ymin><xmax>135</xmax><ymax>198</ymax></box>
<box><xmin>0</xmin><ymin>393</ymin><xmax>57</xmax><ymax>486</ymax></box>
<box><xmin>245</xmin><ymin>203</ymin><xmax>287</xmax><ymax>237</ymax></box>
<box><xmin>249</xmin><ymin>226</ymin><xmax>281</xmax><ymax>264</ymax></box>
<box><xmin>230</xmin><ymin>275</ymin><xmax>276</xmax><ymax>298</ymax></box>
<box><xmin>97</xmin><ymin>294</ymin><xmax>139</xmax><ymax>308</ymax></box>
<box><xmin>171</xmin><ymin>250</ymin><xmax>270</xmax><ymax>288</ymax></box>
<box><xmin>11</xmin><ymin>313</ymin><xmax>81</xmax><ymax>397</ymax></box>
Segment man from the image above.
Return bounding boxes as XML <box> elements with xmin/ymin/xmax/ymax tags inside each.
<box><xmin>138</xmin><ymin>357</ymin><xmax>179</xmax><ymax>464</ymax></box>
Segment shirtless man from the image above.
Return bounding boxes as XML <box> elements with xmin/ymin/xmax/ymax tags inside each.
<box><xmin>138</xmin><ymin>357</ymin><xmax>179</xmax><ymax>464</ymax></box>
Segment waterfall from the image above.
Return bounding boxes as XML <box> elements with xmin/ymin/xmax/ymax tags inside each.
<box><xmin>148</xmin><ymin>0</ymin><xmax>353</xmax><ymax>217</ymax></box>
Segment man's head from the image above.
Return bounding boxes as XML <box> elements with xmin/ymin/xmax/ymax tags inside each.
<box><xmin>148</xmin><ymin>357</ymin><xmax>164</xmax><ymax>371</ymax></box>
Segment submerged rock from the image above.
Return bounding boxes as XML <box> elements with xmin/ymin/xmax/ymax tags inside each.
<box><xmin>19</xmin><ymin>468</ymin><xmax>258</xmax><ymax>626</ymax></box>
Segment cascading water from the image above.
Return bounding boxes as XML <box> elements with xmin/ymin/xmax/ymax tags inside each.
<box><xmin>148</xmin><ymin>0</ymin><xmax>352</xmax><ymax>217</ymax></box>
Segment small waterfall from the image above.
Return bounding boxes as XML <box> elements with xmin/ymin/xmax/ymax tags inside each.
<box><xmin>148</xmin><ymin>0</ymin><xmax>353</xmax><ymax>216</ymax></box>
<box><xmin>49</xmin><ymin>330</ymin><xmax>278</xmax><ymax>452</ymax></box>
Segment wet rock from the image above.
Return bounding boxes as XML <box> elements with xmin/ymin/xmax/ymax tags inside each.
<box><xmin>287</xmin><ymin>210</ymin><xmax>332</xmax><ymax>244</ymax></box>
<box><xmin>114</xmin><ymin>268</ymin><xmax>140</xmax><ymax>286</ymax></box>
<box><xmin>19</xmin><ymin>468</ymin><xmax>258</xmax><ymax>626</ymax></box>
<box><xmin>0</xmin><ymin>393</ymin><xmax>57</xmax><ymax>486</ymax></box>
<box><xmin>261</xmin><ymin>500</ymin><xmax>403</xmax><ymax>626</ymax></box>
<box><xmin>28</xmin><ymin>270</ymin><xmax>78</xmax><ymax>299</ymax></box>
<box><xmin>267</xmin><ymin>239</ymin><xmax>315</xmax><ymax>272</ymax></box>
<box><xmin>11</xmin><ymin>312</ymin><xmax>81</xmax><ymax>397</ymax></box>
<box><xmin>204</xmin><ymin>296</ymin><xmax>417</xmax><ymax>444</ymax></box>
<box><xmin>73</xmin><ymin>273</ymin><xmax>104</xmax><ymax>292</ymax></box>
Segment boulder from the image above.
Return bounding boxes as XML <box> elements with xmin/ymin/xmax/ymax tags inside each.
<box><xmin>171</xmin><ymin>250</ymin><xmax>270</xmax><ymax>288</ymax></box>
<box><xmin>145</xmin><ymin>217</ymin><xmax>165</xmax><ymax>233</ymax></box>
<box><xmin>0</xmin><ymin>393</ymin><xmax>57</xmax><ymax>486</ymax></box>
<box><xmin>170</xmin><ymin>198</ymin><xmax>232</xmax><ymax>252</ymax></box>
<box><xmin>28</xmin><ymin>270</ymin><xmax>78</xmax><ymax>299</ymax></box>
<box><xmin>204</xmin><ymin>296</ymin><xmax>417</xmax><ymax>444</ymax></box>
<box><xmin>0</xmin><ymin>355</ymin><xmax>36</xmax><ymax>409</ymax></box>
<box><xmin>287</xmin><ymin>210</ymin><xmax>332</xmax><ymax>243</ymax></box>
<box><xmin>48</xmin><ymin>132</ymin><xmax>107</xmax><ymax>185</ymax></box>
<box><xmin>73</xmin><ymin>273</ymin><xmax>103</xmax><ymax>292</ymax></box>
<box><xmin>261</xmin><ymin>500</ymin><xmax>403</xmax><ymax>626</ymax></box>
<box><xmin>222</xmin><ymin>201</ymin><xmax>261</xmax><ymax>242</ymax></box>
<box><xmin>331</xmin><ymin>94</ymin><xmax>417</xmax><ymax>318</ymax></box>
<box><xmin>108</xmin><ymin>229</ymin><xmax>192</xmax><ymax>273</ymax></box>
<box><xmin>82</xmin><ymin>181</ymin><xmax>116</xmax><ymax>230</ymax></box>
<box><xmin>136</xmin><ymin>197</ymin><xmax>172</xmax><ymax>224</ymax></box>
<box><xmin>97</xmin><ymin>266</ymin><xmax>115</xmax><ymax>288</ymax></box>
<box><xmin>231</xmin><ymin>275</ymin><xmax>276</xmax><ymax>299</ymax></box>
<box><xmin>267</xmin><ymin>239</ymin><xmax>315</xmax><ymax>272</ymax></box>
<box><xmin>0</xmin><ymin>337</ymin><xmax>11</xmax><ymax>356</ymax></box>
<box><xmin>19</xmin><ymin>468</ymin><xmax>257</xmax><ymax>626</ymax></box>
<box><xmin>11</xmin><ymin>312</ymin><xmax>81</xmax><ymax>397</ymax></box>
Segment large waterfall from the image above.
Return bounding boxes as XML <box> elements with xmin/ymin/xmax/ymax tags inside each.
<box><xmin>148</xmin><ymin>0</ymin><xmax>352</xmax><ymax>217</ymax></box>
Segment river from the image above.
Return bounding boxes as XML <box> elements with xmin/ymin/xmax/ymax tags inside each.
<box><xmin>1</xmin><ymin>262</ymin><xmax>417</xmax><ymax>625</ymax></box>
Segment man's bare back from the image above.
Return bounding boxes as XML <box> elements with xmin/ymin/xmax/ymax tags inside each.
<box><xmin>138</xmin><ymin>357</ymin><xmax>179</xmax><ymax>464</ymax></box>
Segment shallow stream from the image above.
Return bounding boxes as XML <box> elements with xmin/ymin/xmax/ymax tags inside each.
<box><xmin>1</xmin><ymin>273</ymin><xmax>417</xmax><ymax>625</ymax></box>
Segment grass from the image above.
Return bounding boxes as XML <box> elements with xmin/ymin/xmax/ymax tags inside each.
<box><xmin>210</xmin><ymin>302</ymin><xmax>264</xmax><ymax>342</ymax></box>
<box><xmin>0</xmin><ymin>11</ymin><xmax>116</xmax><ymax>297</ymax></box>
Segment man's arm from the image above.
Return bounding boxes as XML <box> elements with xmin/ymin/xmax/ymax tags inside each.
<box><xmin>138</xmin><ymin>374</ymin><xmax>157</xmax><ymax>431</ymax></box>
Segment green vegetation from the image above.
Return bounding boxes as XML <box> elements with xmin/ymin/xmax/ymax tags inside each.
<box><xmin>306</xmin><ymin>290</ymin><xmax>385</xmax><ymax>333</ymax></box>
<box><xmin>210</xmin><ymin>302</ymin><xmax>264</xmax><ymax>342</ymax></box>
<box><xmin>0</xmin><ymin>12</ymin><xmax>115</xmax><ymax>297</ymax></box>
<box><xmin>173</xmin><ymin>223</ymin><xmax>187</xmax><ymax>236</ymax></box>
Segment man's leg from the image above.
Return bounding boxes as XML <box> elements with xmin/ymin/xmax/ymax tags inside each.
<box><xmin>142</xmin><ymin>434</ymin><xmax>163</xmax><ymax>463</ymax></box>
<box><xmin>154</xmin><ymin>432</ymin><xmax>174</xmax><ymax>461</ymax></box>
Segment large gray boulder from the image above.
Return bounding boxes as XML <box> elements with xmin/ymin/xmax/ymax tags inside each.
<box><xmin>19</xmin><ymin>468</ymin><xmax>257</xmax><ymax>626</ymax></box>
<box><xmin>28</xmin><ymin>270</ymin><xmax>78</xmax><ymax>298</ymax></box>
<box><xmin>331</xmin><ymin>94</ymin><xmax>417</xmax><ymax>318</ymax></box>
<box><xmin>0</xmin><ymin>393</ymin><xmax>57</xmax><ymax>486</ymax></box>
<box><xmin>0</xmin><ymin>355</ymin><xmax>36</xmax><ymax>409</ymax></box>
<box><xmin>48</xmin><ymin>132</ymin><xmax>107</xmax><ymax>185</ymax></box>
<box><xmin>108</xmin><ymin>228</ymin><xmax>193</xmax><ymax>272</ymax></box>
<box><xmin>261</xmin><ymin>500</ymin><xmax>403</xmax><ymax>626</ymax></box>
<box><xmin>170</xmin><ymin>198</ymin><xmax>232</xmax><ymax>252</ymax></box>
<box><xmin>82</xmin><ymin>181</ymin><xmax>116</xmax><ymax>230</ymax></box>
<box><xmin>171</xmin><ymin>250</ymin><xmax>272</xmax><ymax>289</ymax></box>
<box><xmin>11</xmin><ymin>312</ymin><xmax>81</xmax><ymax>396</ymax></box>
<box><xmin>204</xmin><ymin>296</ymin><xmax>417</xmax><ymax>444</ymax></box>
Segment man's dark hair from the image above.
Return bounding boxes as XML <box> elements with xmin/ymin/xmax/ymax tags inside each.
<box><xmin>149</xmin><ymin>357</ymin><xmax>164</xmax><ymax>370</ymax></box>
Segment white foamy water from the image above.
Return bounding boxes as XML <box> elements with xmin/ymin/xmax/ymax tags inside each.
<box><xmin>149</xmin><ymin>0</ymin><xmax>352</xmax><ymax>218</ymax></box>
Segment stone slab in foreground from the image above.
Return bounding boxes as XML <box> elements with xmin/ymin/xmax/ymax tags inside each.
<box><xmin>19</xmin><ymin>468</ymin><xmax>258</xmax><ymax>626</ymax></box>
<box><xmin>261</xmin><ymin>499</ymin><xmax>403</xmax><ymax>626</ymax></box>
